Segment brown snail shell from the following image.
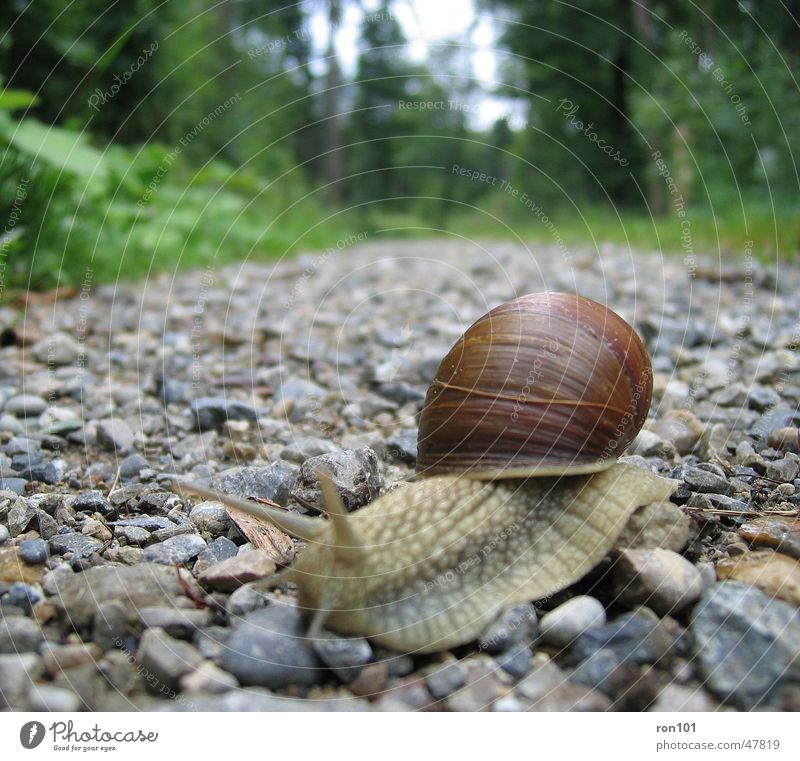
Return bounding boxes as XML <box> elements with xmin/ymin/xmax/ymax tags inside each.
<box><xmin>417</xmin><ymin>292</ymin><xmax>652</xmax><ymax>478</ymax></box>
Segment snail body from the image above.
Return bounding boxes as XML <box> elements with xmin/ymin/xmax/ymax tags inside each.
<box><xmin>183</xmin><ymin>292</ymin><xmax>676</xmax><ymax>653</ymax></box>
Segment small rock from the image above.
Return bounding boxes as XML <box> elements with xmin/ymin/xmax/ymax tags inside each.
<box><xmin>0</xmin><ymin>615</ymin><xmax>44</xmax><ymax>653</ymax></box>
<box><xmin>32</xmin><ymin>332</ymin><xmax>82</xmax><ymax>366</ymax></box>
<box><xmin>189</xmin><ymin>501</ymin><xmax>230</xmax><ymax>534</ymax></box>
<box><xmin>27</xmin><ymin>683</ymin><xmax>82</xmax><ymax>711</ymax></box>
<box><xmin>683</xmin><ymin>466</ymin><xmax>735</xmax><ymax>496</ymax></box>
<box><xmin>82</xmin><ymin>518</ymin><xmax>113</xmax><ymax>542</ymax></box>
<box><xmin>211</xmin><ymin>462</ymin><xmax>298</xmax><ymax>506</ymax></box>
<box><xmin>568</xmin><ymin>648</ymin><xmax>634</xmax><ymax>697</ymax></box>
<box><xmin>114</xmin><ymin>525</ymin><xmax>151</xmax><ymax>545</ymax></box>
<box><xmin>198</xmin><ymin>549</ymin><xmax>276</xmax><ymax>591</ymax></box>
<box><xmin>138</xmin><ymin>627</ymin><xmax>203</xmax><ymax>690</ymax></box>
<box><xmin>275</xmin><ymin>378</ymin><xmax>326</xmax><ymax>406</ymax></box>
<box><xmin>72</xmin><ymin>491</ymin><xmax>114</xmax><ymax>516</ymax></box>
<box><xmin>748</xmin><ymin>385</ymin><xmax>781</xmax><ymax>412</ymax></box>
<box><xmin>570</xmin><ymin>611</ymin><xmax>679</xmax><ymax>666</ymax></box>
<box><xmin>445</xmin><ymin>659</ymin><xmax>509</xmax><ymax>711</ymax></box>
<box><xmin>312</xmin><ymin>632</ymin><xmax>373</xmax><ymax>683</ymax></box>
<box><xmin>194</xmin><ymin>536</ymin><xmax>238</xmax><ymax>573</ymax></box>
<box><xmin>386</xmin><ymin>429</ymin><xmax>418</xmax><ymax>463</ymax></box>
<box><xmin>7</xmin><ymin>500</ymin><xmax>38</xmax><ymax>536</ymax></box>
<box><xmin>615</xmin><ymin>501</ymin><xmax>690</xmax><ymax>552</ymax></box>
<box><xmin>292</xmin><ymin>448</ymin><xmax>383</xmax><ymax>512</ymax></box>
<box><xmin>426</xmin><ymin>660</ymin><xmax>467</xmax><ymax>699</ymax></box>
<box><xmin>738</xmin><ymin>516</ymin><xmax>800</xmax><ymax>559</ymax></box>
<box><xmin>138</xmin><ymin>607</ymin><xmax>212</xmax><ymax>638</ymax></box>
<box><xmin>96</xmin><ymin>418</ymin><xmax>135</xmax><ymax>455</ymax></box>
<box><xmin>0</xmin><ymin>653</ymin><xmax>44</xmax><ymax>707</ymax></box>
<box><xmin>179</xmin><ymin>660</ymin><xmax>238</xmax><ymax>694</ymax></box>
<box><xmin>226</xmin><ymin>578</ymin><xmax>273</xmax><ymax>617</ymax></box>
<box><xmin>4</xmin><ymin>394</ymin><xmax>47</xmax><ymax>418</ymax></box>
<box><xmin>278</xmin><ymin>436</ymin><xmax>339</xmax><ymax>464</ymax></box>
<box><xmin>765</xmin><ymin>458</ymin><xmax>799</xmax><ymax>483</ymax></box>
<box><xmin>119</xmin><ymin>453</ymin><xmax>149</xmax><ymax>479</ymax></box>
<box><xmin>690</xmin><ymin>581</ymin><xmax>800</xmax><ymax>708</ymax></box>
<box><xmin>49</xmin><ymin>532</ymin><xmax>104</xmax><ymax>559</ymax></box>
<box><xmin>614</xmin><ymin>548</ymin><xmax>705</xmax><ymax>615</ymax></box>
<box><xmin>3</xmin><ymin>581</ymin><xmax>43</xmax><ymax>611</ymax></box>
<box><xmin>767</xmin><ymin>427</ymin><xmax>800</xmax><ymax>454</ymax></box>
<box><xmin>496</xmin><ymin>644</ymin><xmax>532</xmax><ymax>679</ymax></box>
<box><xmin>629</xmin><ymin>430</ymin><xmax>664</xmax><ymax>457</ymax></box>
<box><xmin>40</xmin><ymin>642</ymin><xmax>102</xmax><ymax>676</ymax></box>
<box><xmin>650</xmin><ymin>410</ymin><xmax>704</xmax><ymax>455</ymax></box>
<box><xmin>0</xmin><ymin>526</ymin><xmax>8</xmax><ymax>545</ymax></box>
<box><xmin>17</xmin><ymin>538</ymin><xmax>48</xmax><ymax>565</ymax></box>
<box><xmin>191</xmin><ymin>397</ymin><xmax>260</xmax><ymax>431</ymax></box>
<box><xmin>143</xmin><ymin>534</ymin><xmax>206</xmax><ymax>565</ymax></box>
<box><xmin>650</xmin><ymin>683</ymin><xmax>717</xmax><ymax>712</ymax></box>
<box><xmin>0</xmin><ymin>478</ymin><xmax>26</xmax><ymax>495</ymax></box>
<box><xmin>221</xmin><ymin>603</ymin><xmax>325</xmax><ymax>689</ymax></box>
<box><xmin>539</xmin><ymin>596</ymin><xmax>606</xmax><ymax>648</ymax></box>
<box><xmin>716</xmin><ymin>550</ymin><xmax>800</xmax><ymax>607</ymax></box>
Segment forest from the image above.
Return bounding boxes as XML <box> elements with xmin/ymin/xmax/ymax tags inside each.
<box><xmin>1</xmin><ymin>0</ymin><xmax>798</xmax><ymax>289</ymax></box>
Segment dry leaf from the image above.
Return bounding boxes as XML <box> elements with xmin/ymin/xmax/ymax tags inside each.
<box><xmin>226</xmin><ymin>504</ymin><xmax>296</xmax><ymax>565</ymax></box>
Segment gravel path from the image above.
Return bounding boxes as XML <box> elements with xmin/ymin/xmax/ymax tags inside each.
<box><xmin>1</xmin><ymin>240</ymin><xmax>799</xmax><ymax>711</ymax></box>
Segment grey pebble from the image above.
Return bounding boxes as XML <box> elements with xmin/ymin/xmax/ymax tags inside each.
<box><xmin>137</xmin><ymin>627</ymin><xmax>204</xmax><ymax>690</ymax></box>
<box><xmin>138</xmin><ymin>607</ymin><xmax>213</xmax><ymax>638</ymax></box>
<box><xmin>32</xmin><ymin>332</ymin><xmax>82</xmax><ymax>365</ymax></box>
<box><xmin>4</xmin><ymin>395</ymin><xmax>47</xmax><ymax>418</ymax></box>
<box><xmin>691</xmin><ymin>581</ymin><xmax>800</xmax><ymax>709</ymax></box>
<box><xmin>279</xmin><ymin>435</ymin><xmax>339</xmax><ymax>464</ymax></box>
<box><xmin>96</xmin><ymin>418</ymin><xmax>135</xmax><ymax>455</ymax></box>
<box><xmin>114</xmin><ymin>525</ymin><xmax>151</xmax><ymax>545</ymax></box>
<box><xmin>0</xmin><ymin>615</ymin><xmax>44</xmax><ymax>653</ymax></box>
<box><xmin>27</xmin><ymin>683</ymin><xmax>83</xmax><ymax>712</ymax></box>
<box><xmin>478</xmin><ymin>603</ymin><xmax>538</xmax><ymax>653</ymax></box>
<box><xmin>221</xmin><ymin>603</ymin><xmax>325</xmax><ymax>689</ymax></box>
<box><xmin>191</xmin><ymin>397</ymin><xmax>260</xmax><ymax>431</ymax></box>
<box><xmin>72</xmin><ymin>491</ymin><xmax>114</xmax><ymax>516</ymax></box>
<box><xmin>312</xmin><ymin>632</ymin><xmax>373</xmax><ymax>683</ymax></box>
<box><xmin>539</xmin><ymin>596</ymin><xmax>607</xmax><ymax>648</ymax></box>
<box><xmin>427</xmin><ymin>660</ymin><xmax>467</xmax><ymax>699</ymax></box>
<box><xmin>49</xmin><ymin>532</ymin><xmax>104</xmax><ymax>559</ymax></box>
<box><xmin>386</xmin><ymin>429</ymin><xmax>418</xmax><ymax>463</ymax></box>
<box><xmin>0</xmin><ymin>653</ymin><xmax>44</xmax><ymax>707</ymax></box>
<box><xmin>292</xmin><ymin>448</ymin><xmax>383</xmax><ymax>512</ymax></box>
<box><xmin>0</xmin><ymin>477</ymin><xmax>27</xmax><ymax>495</ymax></box>
<box><xmin>683</xmin><ymin>465</ymin><xmax>735</xmax><ymax>496</ymax></box>
<box><xmin>765</xmin><ymin>458</ymin><xmax>799</xmax><ymax>483</ymax></box>
<box><xmin>119</xmin><ymin>453</ymin><xmax>150</xmax><ymax>479</ymax></box>
<box><xmin>0</xmin><ymin>525</ymin><xmax>8</xmax><ymax>545</ymax></box>
<box><xmin>211</xmin><ymin>462</ymin><xmax>298</xmax><ymax>506</ymax></box>
<box><xmin>17</xmin><ymin>538</ymin><xmax>48</xmax><ymax>565</ymax></box>
<box><xmin>143</xmin><ymin>533</ymin><xmax>206</xmax><ymax>565</ymax></box>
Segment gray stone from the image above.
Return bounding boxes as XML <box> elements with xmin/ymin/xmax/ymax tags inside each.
<box><xmin>650</xmin><ymin>684</ymin><xmax>717</xmax><ymax>712</ymax></box>
<box><xmin>7</xmin><ymin>498</ymin><xmax>38</xmax><ymax>536</ymax></box>
<box><xmin>276</xmin><ymin>378</ymin><xmax>326</xmax><ymax>406</ymax></box>
<box><xmin>111</xmin><ymin>516</ymin><xmax>173</xmax><ymax>531</ymax></box>
<box><xmin>138</xmin><ymin>627</ymin><xmax>204</xmax><ymax>690</ymax></box>
<box><xmin>386</xmin><ymin>429</ymin><xmax>418</xmax><ymax>463</ymax></box>
<box><xmin>629</xmin><ymin>430</ymin><xmax>664</xmax><ymax>457</ymax></box>
<box><xmin>211</xmin><ymin>462</ymin><xmax>298</xmax><ymax>506</ymax></box>
<box><xmin>614</xmin><ymin>501</ymin><xmax>690</xmax><ymax>552</ymax></box>
<box><xmin>312</xmin><ymin>632</ymin><xmax>372</xmax><ymax>683</ymax></box>
<box><xmin>51</xmin><ymin>564</ymin><xmax>204</xmax><ymax>629</ymax></box>
<box><xmin>72</xmin><ymin>491</ymin><xmax>114</xmax><ymax>516</ymax></box>
<box><xmin>427</xmin><ymin>660</ymin><xmax>467</xmax><ymax>699</ymax></box>
<box><xmin>27</xmin><ymin>683</ymin><xmax>83</xmax><ymax>712</ymax></box>
<box><xmin>138</xmin><ymin>607</ymin><xmax>213</xmax><ymax>638</ymax></box>
<box><xmin>0</xmin><ymin>615</ymin><xmax>44</xmax><ymax>653</ymax></box>
<box><xmin>0</xmin><ymin>414</ymin><xmax>25</xmax><ymax>435</ymax></box>
<box><xmin>496</xmin><ymin>644</ymin><xmax>533</xmax><ymax>680</ymax></box>
<box><xmin>179</xmin><ymin>660</ymin><xmax>238</xmax><ymax>695</ymax></box>
<box><xmin>143</xmin><ymin>533</ymin><xmax>206</xmax><ymax>565</ymax></box>
<box><xmin>292</xmin><ymin>448</ymin><xmax>383</xmax><ymax>512</ymax></box>
<box><xmin>17</xmin><ymin>538</ymin><xmax>48</xmax><ymax>565</ymax></box>
<box><xmin>221</xmin><ymin>603</ymin><xmax>325</xmax><ymax>689</ymax></box>
<box><xmin>114</xmin><ymin>525</ymin><xmax>151</xmax><ymax>545</ymax></box>
<box><xmin>279</xmin><ymin>436</ymin><xmax>339</xmax><ymax>464</ymax></box>
<box><xmin>683</xmin><ymin>466</ymin><xmax>735</xmax><ymax>496</ymax></box>
<box><xmin>96</xmin><ymin>418</ymin><xmax>135</xmax><ymax>455</ymax></box>
<box><xmin>49</xmin><ymin>532</ymin><xmax>104</xmax><ymax>558</ymax></box>
<box><xmin>0</xmin><ymin>653</ymin><xmax>44</xmax><ymax>707</ymax></box>
<box><xmin>748</xmin><ymin>385</ymin><xmax>781</xmax><ymax>412</ymax></box>
<box><xmin>3</xmin><ymin>582</ymin><xmax>43</xmax><ymax>611</ymax></box>
<box><xmin>198</xmin><ymin>550</ymin><xmax>276</xmax><ymax>591</ymax></box>
<box><xmin>570</xmin><ymin>612</ymin><xmax>679</xmax><ymax>667</ymax></box>
<box><xmin>226</xmin><ymin>579</ymin><xmax>273</xmax><ymax>617</ymax></box>
<box><xmin>4</xmin><ymin>394</ymin><xmax>47</xmax><ymax>418</ymax></box>
<box><xmin>195</xmin><ymin>536</ymin><xmax>238</xmax><ymax>570</ymax></box>
<box><xmin>478</xmin><ymin>603</ymin><xmax>538</xmax><ymax>653</ymax></box>
<box><xmin>189</xmin><ymin>501</ymin><xmax>230</xmax><ymax>533</ymax></box>
<box><xmin>765</xmin><ymin>458</ymin><xmax>799</xmax><ymax>483</ymax></box>
<box><xmin>41</xmin><ymin>564</ymin><xmax>74</xmax><ymax>595</ymax></box>
<box><xmin>32</xmin><ymin>332</ymin><xmax>82</xmax><ymax>366</ymax></box>
<box><xmin>191</xmin><ymin>397</ymin><xmax>260</xmax><ymax>431</ymax></box>
<box><xmin>0</xmin><ymin>478</ymin><xmax>27</xmax><ymax>495</ymax></box>
<box><xmin>539</xmin><ymin>596</ymin><xmax>607</xmax><ymax>648</ymax></box>
<box><xmin>690</xmin><ymin>581</ymin><xmax>800</xmax><ymax>709</ymax></box>
<box><xmin>614</xmin><ymin>548</ymin><xmax>706</xmax><ymax>615</ymax></box>
<box><xmin>119</xmin><ymin>453</ymin><xmax>149</xmax><ymax>479</ymax></box>
<box><xmin>4</xmin><ymin>437</ymin><xmax>41</xmax><ymax>456</ymax></box>
<box><xmin>0</xmin><ymin>525</ymin><xmax>8</xmax><ymax>545</ymax></box>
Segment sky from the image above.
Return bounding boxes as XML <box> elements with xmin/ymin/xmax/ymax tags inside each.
<box><xmin>306</xmin><ymin>0</ymin><xmax>519</xmax><ymax>128</ymax></box>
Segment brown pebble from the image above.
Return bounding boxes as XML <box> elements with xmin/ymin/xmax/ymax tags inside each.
<box><xmin>767</xmin><ymin>427</ymin><xmax>800</xmax><ymax>454</ymax></box>
<box><xmin>42</xmin><ymin>642</ymin><xmax>103</xmax><ymax>677</ymax></box>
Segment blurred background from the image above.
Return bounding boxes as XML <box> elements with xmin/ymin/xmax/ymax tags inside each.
<box><xmin>0</xmin><ymin>0</ymin><xmax>798</xmax><ymax>289</ymax></box>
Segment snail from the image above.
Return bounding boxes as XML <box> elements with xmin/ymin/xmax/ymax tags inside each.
<box><xmin>181</xmin><ymin>292</ymin><xmax>676</xmax><ymax>653</ymax></box>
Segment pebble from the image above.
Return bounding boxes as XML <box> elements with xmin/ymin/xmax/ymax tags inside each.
<box><xmin>570</xmin><ymin>611</ymin><xmax>678</xmax><ymax>667</ymax></box>
<box><xmin>650</xmin><ymin>683</ymin><xmax>717</xmax><ymax>712</ymax></box>
<box><xmin>72</xmin><ymin>491</ymin><xmax>115</xmax><ymax>516</ymax></box>
<box><xmin>137</xmin><ymin>627</ymin><xmax>204</xmax><ymax>690</ymax></box>
<box><xmin>194</xmin><ymin>536</ymin><xmax>238</xmax><ymax>572</ymax></box>
<box><xmin>650</xmin><ymin>410</ymin><xmax>704</xmax><ymax>455</ymax></box>
<box><xmin>138</xmin><ymin>607</ymin><xmax>213</xmax><ymax>638</ymax></box>
<box><xmin>119</xmin><ymin>453</ymin><xmax>149</xmax><ymax>479</ymax></box>
<box><xmin>683</xmin><ymin>465</ymin><xmax>735</xmax><ymax>496</ymax></box>
<box><xmin>114</xmin><ymin>525</ymin><xmax>151</xmax><ymax>545</ymax></box>
<box><xmin>615</xmin><ymin>501</ymin><xmax>690</xmax><ymax>552</ymax></box>
<box><xmin>32</xmin><ymin>332</ymin><xmax>82</xmax><ymax>365</ymax></box>
<box><xmin>211</xmin><ymin>462</ymin><xmax>298</xmax><ymax>505</ymax></box>
<box><xmin>4</xmin><ymin>394</ymin><xmax>47</xmax><ymax>418</ymax></box>
<box><xmin>17</xmin><ymin>538</ymin><xmax>48</xmax><ymax>565</ymax></box>
<box><xmin>191</xmin><ymin>397</ymin><xmax>260</xmax><ymax>431</ymax></box>
<box><xmin>767</xmin><ymin>426</ymin><xmax>800</xmax><ymax>453</ymax></box>
<box><xmin>765</xmin><ymin>458</ymin><xmax>799</xmax><ymax>483</ymax></box>
<box><xmin>0</xmin><ymin>478</ymin><xmax>27</xmax><ymax>495</ymax></box>
<box><xmin>386</xmin><ymin>428</ymin><xmax>418</xmax><ymax>463</ymax></box>
<box><xmin>0</xmin><ymin>526</ymin><xmax>9</xmax><ymax>545</ymax></box>
<box><xmin>690</xmin><ymin>581</ymin><xmax>800</xmax><ymax>708</ymax></box>
<box><xmin>312</xmin><ymin>632</ymin><xmax>373</xmax><ymax>683</ymax></box>
<box><xmin>49</xmin><ymin>532</ymin><xmax>104</xmax><ymax>559</ymax></box>
<box><xmin>292</xmin><ymin>448</ymin><xmax>383</xmax><ymax>512</ymax></box>
<box><xmin>426</xmin><ymin>660</ymin><xmax>467</xmax><ymax>699</ymax></box>
<box><xmin>40</xmin><ymin>642</ymin><xmax>102</xmax><ymax>676</ymax></box>
<box><xmin>143</xmin><ymin>534</ymin><xmax>206</xmax><ymax>565</ymax></box>
<box><xmin>539</xmin><ymin>596</ymin><xmax>606</xmax><ymax>648</ymax></box>
<box><xmin>278</xmin><ymin>436</ymin><xmax>339</xmax><ymax>464</ymax></box>
<box><xmin>221</xmin><ymin>603</ymin><xmax>325</xmax><ymax>689</ymax></box>
<box><xmin>179</xmin><ymin>660</ymin><xmax>238</xmax><ymax>694</ymax></box>
<box><xmin>276</xmin><ymin>378</ymin><xmax>326</xmax><ymax>406</ymax></box>
<box><xmin>27</xmin><ymin>683</ymin><xmax>83</xmax><ymax>711</ymax></box>
<box><xmin>96</xmin><ymin>418</ymin><xmax>135</xmax><ymax>455</ymax></box>
<box><xmin>716</xmin><ymin>550</ymin><xmax>800</xmax><ymax>608</ymax></box>
<box><xmin>198</xmin><ymin>549</ymin><xmax>276</xmax><ymax>591</ymax></box>
<box><xmin>189</xmin><ymin>501</ymin><xmax>230</xmax><ymax>533</ymax></box>
<box><xmin>0</xmin><ymin>653</ymin><xmax>44</xmax><ymax>706</ymax></box>
<box><xmin>614</xmin><ymin>548</ymin><xmax>706</xmax><ymax>615</ymax></box>
<box><xmin>0</xmin><ymin>614</ymin><xmax>44</xmax><ymax>653</ymax></box>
